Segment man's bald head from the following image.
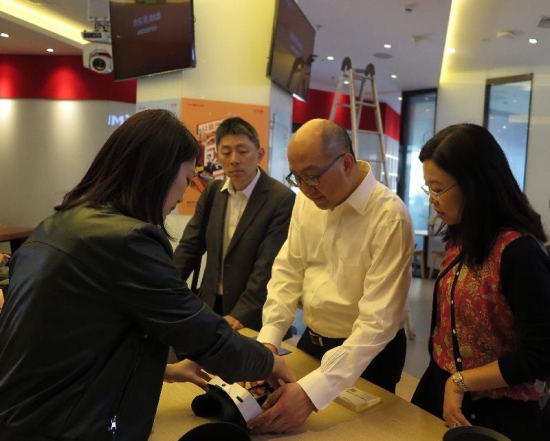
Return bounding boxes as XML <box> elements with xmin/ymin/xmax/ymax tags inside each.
<box><xmin>286</xmin><ymin>119</ymin><xmax>363</xmax><ymax>210</ymax></box>
<box><xmin>289</xmin><ymin>119</ymin><xmax>354</xmax><ymax>160</ymax></box>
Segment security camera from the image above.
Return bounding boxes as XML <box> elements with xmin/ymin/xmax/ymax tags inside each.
<box><xmin>82</xmin><ymin>43</ymin><xmax>113</xmax><ymax>74</ymax></box>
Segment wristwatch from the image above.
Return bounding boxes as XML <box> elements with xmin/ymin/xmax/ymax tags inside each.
<box><xmin>452</xmin><ymin>371</ymin><xmax>468</xmax><ymax>393</ymax></box>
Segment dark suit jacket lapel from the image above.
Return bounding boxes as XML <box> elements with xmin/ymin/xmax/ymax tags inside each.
<box><xmin>225</xmin><ymin>170</ymin><xmax>269</xmax><ymax>257</ymax></box>
<box><xmin>209</xmin><ymin>186</ymin><xmax>228</xmax><ymax>265</ymax></box>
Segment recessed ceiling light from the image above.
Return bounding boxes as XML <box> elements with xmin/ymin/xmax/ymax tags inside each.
<box><xmin>326</xmin><ymin>55</ymin><xmax>334</xmax><ymax>60</ymax></box>
<box><xmin>529</xmin><ymin>38</ymin><xmax>538</xmax><ymax>44</ymax></box>
<box><xmin>46</xmin><ymin>48</ymin><xmax>54</xmax><ymax>53</ymax></box>
<box><xmin>497</xmin><ymin>30</ymin><xmax>517</xmax><ymax>39</ymax></box>
<box><xmin>384</xmin><ymin>44</ymin><xmax>392</xmax><ymax>49</ymax></box>
<box><xmin>447</xmin><ymin>48</ymin><xmax>456</xmax><ymax>54</ymax></box>
<box><xmin>398</xmin><ymin>97</ymin><xmax>403</xmax><ymax>101</ymax></box>
<box><xmin>391</xmin><ymin>74</ymin><xmax>397</xmax><ymax>79</ymax></box>
<box><xmin>344</xmin><ymin>80</ymin><xmax>349</xmax><ymax>85</ymax></box>
<box><xmin>0</xmin><ymin>32</ymin><xmax>9</xmax><ymax>38</ymax></box>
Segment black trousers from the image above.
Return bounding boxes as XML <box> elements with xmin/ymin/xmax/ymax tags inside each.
<box><xmin>412</xmin><ymin>359</ymin><xmax>545</xmax><ymax>441</ymax></box>
<box><xmin>213</xmin><ymin>293</ymin><xmax>224</xmax><ymax>315</ymax></box>
<box><xmin>297</xmin><ymin>327</ymin><xmax>407</xmax><ymax>393</ymax></box>
<box><xmin>542</xmin><ymin>397</ymin><xmax>550</xmax><ymax>437</ymax></box>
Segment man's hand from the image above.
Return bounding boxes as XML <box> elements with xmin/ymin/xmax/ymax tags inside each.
<box><xmin>266</xmin><ymin>353</ymin><xmax>296</xmax><ymax>387</ymax></box>
<box><xmin>164</xmin><ymin>359</ymin><xmax>211</xmax><ymax>390</ymax></box>
<box><xmin>264</xmin><ymin>343</ymin><xmax>278</xmax><ymax>355</ymax></box>
<box><xmin>224</xmin><ymin>315</ymin><xmax>244</xmax><ymax>330</ymax></box>
<box><xmin>247</xmin><ymin>383</ymin><xmax>315</xmax><ymax>433</ymax></box>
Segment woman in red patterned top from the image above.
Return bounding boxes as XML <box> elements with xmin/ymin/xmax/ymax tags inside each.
<box><xmin>411</xmin><ymin>123</ymin><xmax>550</xmax><ymax>441</ymax></box>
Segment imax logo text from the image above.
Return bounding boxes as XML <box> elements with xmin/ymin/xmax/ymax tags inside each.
<box><xmin>108</xmin><ymin>114</ymin><xmax>131</xmax><ymax>126</ymax></box>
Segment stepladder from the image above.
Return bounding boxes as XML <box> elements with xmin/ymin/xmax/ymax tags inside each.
<box><xmin>329</xmin><ymin>57</ymin><xmax>394</xmax><ymax>190</ymax></box>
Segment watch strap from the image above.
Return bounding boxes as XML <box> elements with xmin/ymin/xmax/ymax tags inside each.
<box><xmin>452</xmin><ymin>371</ymin><xmax>468</xmax><ymax>393</ymax></box>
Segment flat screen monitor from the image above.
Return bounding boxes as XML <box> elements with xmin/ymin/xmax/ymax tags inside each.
<box><xmin>109</xmin><ymin>0</ymin><xmax>196</xmax><ymax>81</ymax></box>
<box><xmin>266</xmin><ymin>0</ymin><xmax>316</xmax><ymax>101</ymax></box>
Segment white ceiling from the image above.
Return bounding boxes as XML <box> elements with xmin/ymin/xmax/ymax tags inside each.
<box><xmin>1</xmin><ymin>0</ymin><xmax>550</xmax><ymax>111</ymax></box>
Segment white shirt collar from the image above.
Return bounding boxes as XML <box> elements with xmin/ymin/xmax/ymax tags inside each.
<box><xmin>220</xmin><ymin>168</ymin><xmax>261</xmax><ymax>198</ymax></box>
<box><xmin>342</xmin><ymin>160</ymin><xmax>377</xmax><ymax>215</ymax></box>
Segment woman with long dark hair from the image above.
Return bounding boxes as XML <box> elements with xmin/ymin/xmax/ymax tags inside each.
<box><xmin>0</xmin><ymin>109</ymin><xmax>294</xmax><ymax>441</ymax></box>
<box><xmin>411</xmin><ymin>123</ymin><xmax>550</xmax><ymax>440</ymax></box>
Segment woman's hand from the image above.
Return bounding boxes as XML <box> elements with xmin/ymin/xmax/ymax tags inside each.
<box><xmin>442</xmin><ymin>377</ymin><xmax>471</xmax><ymax>428</ymax></box>
<box><xmin>164</xmin><ymin>359</ymin><xmax>211</xmax><ymax>390</ymax></box>
<box><xmin>0</xmin><ymin>254</ymin><xmax>10</xmax><ymax>267</ymax></box>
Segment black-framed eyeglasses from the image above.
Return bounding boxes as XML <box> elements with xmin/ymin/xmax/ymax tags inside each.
<box><xmin>420</xmin><ymin>182</ymin><xmax>458</xmax><ymax>201</ymax></box>
<box><xmin>285</xmin><ymin>153</ymin><xmax>345</xmax><ymax>188</ymax></box>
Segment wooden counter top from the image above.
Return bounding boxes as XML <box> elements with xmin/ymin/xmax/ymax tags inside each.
<box><xmin>150</xmin><ymin>330</ymin><xmax>447</xmax><ymax>441</ymax></box>
<box><xmin>0</xmin><ymin>226</ymin><xmax>34</xmax><ymax>242</ymax></box>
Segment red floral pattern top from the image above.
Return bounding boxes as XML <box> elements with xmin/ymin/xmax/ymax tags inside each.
<box><xmin>432</xmin><ymin>230</ymin><xmax>544</xmax><ymax>401</ymax></box>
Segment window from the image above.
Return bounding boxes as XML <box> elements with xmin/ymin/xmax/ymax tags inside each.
<box><xmin>398</xmin><ymin>90</ymin><xmax>437</xmax><ymax>234</ymax></box>
<box><xmin>484</xmin><ymin>74</ymin><xmax>533</xmax><ymax>189</ymax></box>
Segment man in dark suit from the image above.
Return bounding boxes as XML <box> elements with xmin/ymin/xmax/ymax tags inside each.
<box><xmin>173</xmin><ymin>117</ymin><xmax>295</xmax><ymax>332</ymax></box>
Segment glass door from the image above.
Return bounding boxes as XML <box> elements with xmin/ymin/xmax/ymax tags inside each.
<box><xmin>398</xmin><ymin>90</ymin><xmax>437</xmax><ymax>233</ymax></box>
<box><xmin>398</xmin><ymin>90</ymin><xmax>437</xmax><ymax>277</ymax></box>
<box><xmin>484</xmin><ymin>74</ymin><xmax>533</xmax><ymax>190</ymax></box>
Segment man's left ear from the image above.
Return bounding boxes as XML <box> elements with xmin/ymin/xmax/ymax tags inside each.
<box><xmin>343</xmin><ymin>152</ymin><xmax>354</xmax><ymax>173</ymax></box>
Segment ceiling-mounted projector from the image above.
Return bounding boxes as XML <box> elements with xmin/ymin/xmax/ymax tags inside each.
<box><xmin>82</xmin><ymin>30</ymin><xmax>111</xmax><ymax>44</ymax></box>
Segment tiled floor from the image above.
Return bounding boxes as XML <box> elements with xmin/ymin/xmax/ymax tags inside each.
<box><xmin>285</xmin><ymin>276</ymin><xmax>436</xmax><ymax>402</ymax></box>
<box><xmin>403</xmin><ymin>277</ymin><xmax>435</xmax><ymax>377</ymax></box>
<box><xmin>398</xmin><ymin>276</ymin><xmax>436</xmax><ymax>400</ymax></box>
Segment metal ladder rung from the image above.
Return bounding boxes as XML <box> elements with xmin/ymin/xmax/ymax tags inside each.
<box><xmin>356</xmin><ymin>102</ymin><xmax>377</xmax><ymax>109</ymax></box>
<box><xmin>357</xmin><ymin>129</ymin><xmax>383</xmax><ymax>136</ymax></box>
<box><xmin>335</xmin><ymin>102</ymin><xmax>377</xmax><ymax>111</ymax></box>
<box><xmin>348</xmin><ymin>73</ymin><xmax>372</xmax><ymax>81</ymax></box>
<box><xmin>334</xmin><ymin>103</ymin><xmax>352</xmax><ymax>109</ymax></box>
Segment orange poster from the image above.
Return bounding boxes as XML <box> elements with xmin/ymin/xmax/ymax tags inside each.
<box><xmin>179</xmin><ymin>98</ymin><xmax>270</xmax><ymax>215</ymax></box>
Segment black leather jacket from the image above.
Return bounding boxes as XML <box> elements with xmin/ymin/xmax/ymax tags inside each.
<box><xmin>0</xmin><ymin>207</ymin><xmax>273</xmax><ymax>441</ymax></box>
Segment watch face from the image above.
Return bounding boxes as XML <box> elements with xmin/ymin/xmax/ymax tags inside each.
<box><xmin>443</xmin><ymin>426</ymin><xmax>511</xmax><ymax>441</ymax></box>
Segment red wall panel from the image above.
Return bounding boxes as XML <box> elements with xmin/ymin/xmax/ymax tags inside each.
<box><xmin>293</xmin><ymin>88</ymin><xmax>400</xmax><ymax>141</ymax></box>
<box><xmin>0</xmin><ymin>55</ymin><xmax>136</xmax><ymax>102</ymax></box>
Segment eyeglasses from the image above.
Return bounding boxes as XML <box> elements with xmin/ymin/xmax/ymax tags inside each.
<box><xmin>421</xmin><ymin>182</ymin><xmax>458</xmax><ymax>201</ymax></box>
<box><xmin>286</xmin><ymin>153</ymin><xmax>345</xmax><ymax>188</ymax></box>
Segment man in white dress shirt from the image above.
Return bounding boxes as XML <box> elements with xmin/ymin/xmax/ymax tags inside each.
<box><xmin>248</xmin><ymin>118</ymin><xmax>414</xmax><ymax>433</ymax></box>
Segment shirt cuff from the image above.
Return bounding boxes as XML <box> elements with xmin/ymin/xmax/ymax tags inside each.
<box><xmin>256</xmin><ymin>324</ymin><xmax>285</xmax><ymax>352</ymax></box>
<box><xmin>298</xmin><ymin>369</ymin><xmax>334</xmax><ymax>411</ymax></box>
